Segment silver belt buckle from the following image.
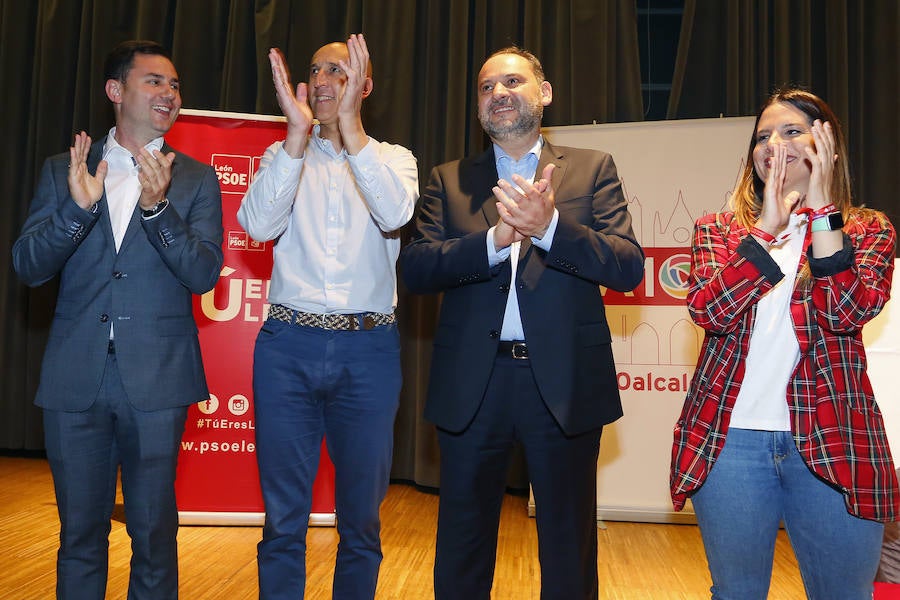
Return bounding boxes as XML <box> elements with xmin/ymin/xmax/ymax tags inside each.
<box><xmin>511</xmin><ymin>342</ymin><xmax>528</xmax><ymax>360</ymax></box>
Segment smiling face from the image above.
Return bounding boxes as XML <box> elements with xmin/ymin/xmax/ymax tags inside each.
<box><xmin>308</xmin><ymin>43</ymin><xmax>351</xmax><ymax>125</ymax></box>
<box><xmin>476</xmin><ymin>53</ymin><xmax>552</xmax><ymax>143</ymax></box>
<box><xmin>109</xmin><ymin>53</ymin><xmax>181</xmax><ymax>144</ymax></box>
<box><xmin>752</xmin><ymin>101</ymin><xmax>815</xmax><ymax>198</ymax></box>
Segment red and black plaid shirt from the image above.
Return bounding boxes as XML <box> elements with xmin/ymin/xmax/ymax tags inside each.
<box><xmin>670</xmin><ymin>209</ymin><xmax>899</xmax><ymax>522</ymax></box>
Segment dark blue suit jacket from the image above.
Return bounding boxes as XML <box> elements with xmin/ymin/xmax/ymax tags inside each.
<box><xmin>401</xmin><ymin>141</ymin><xmax>644</xmax><ymax>435</ymax></box>
<box><xmin>13</xmin><ymin>137</ymin><xmax>224</xmax><ymax>411</ymax></box>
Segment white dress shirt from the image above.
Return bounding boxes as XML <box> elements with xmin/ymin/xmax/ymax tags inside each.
<box><xmin>237</xmin><ymin>125</ymin><xmax>418</xmax><ymax>315</ymax></box>
<box><xmin>102</xmin><ymin>127</ymin><xmax>164</xmax><ymax>251</ymax></box>
<box><xmin>102</xmin><ymin>128</ymin><xmax>164</xmax><ymax>340</ymax></box>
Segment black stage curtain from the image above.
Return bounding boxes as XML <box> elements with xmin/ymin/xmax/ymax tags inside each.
<box><xmin>668</xmin><ymin>0</ymin><xmax>900</xmax><ymax>227</ymax></box>
<box><xmin>2</xmin><ymin>0</ymin><xmax>897</xmax><ymax>490</ymax></box>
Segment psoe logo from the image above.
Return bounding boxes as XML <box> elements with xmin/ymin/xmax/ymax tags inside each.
<box><xmin>227</xmin><ymin>231</ymin><xmax>248</xmax><ymax>250</ymax></box>
<box><xmin>658</xmin><ymin>253</ymin><xmax>691</xmax><ymax>299</ymax></box>
<box><xmin>212</xmin><ymin>154</ymin><xmax>252</xmax><ymax>195</ymax></box>
<box><xmin>227</xmin><ymin>230</ymin><xmax>266</xmax><ymax>252</ymax></box>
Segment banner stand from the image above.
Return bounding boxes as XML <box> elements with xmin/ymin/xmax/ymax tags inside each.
<box><xmin>168</xmin><ymin>108</ymin><xmax>336</xmax><ymax>527</ymax></box>
<box><xmin>178</xmin><ymin>513</ymin><xmax>336</xmax><ymax>527</ymax></box>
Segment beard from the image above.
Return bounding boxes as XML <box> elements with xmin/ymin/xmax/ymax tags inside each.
<box><xmin>478</xmin><ymin>96</ymin><xmax>543</xmax><ymax>141</ymax></box>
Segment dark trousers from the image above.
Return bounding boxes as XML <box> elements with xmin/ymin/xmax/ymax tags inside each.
<box><xmin>434</xmin><ymin>353</ymin><xmax>602</xmax><ymax>600</ymax></box>
<box><xmin>43</xmin><ymin>352</ymin><xmax>188</xmax><ymax>600</ymax></box>
<box><xmin>253</xmin><ymin>319</ymin><xmax>401</xmax><ymax>600</ymax></box>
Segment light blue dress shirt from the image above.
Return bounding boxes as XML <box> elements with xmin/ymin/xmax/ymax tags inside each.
<box><xmin>485</xmin><ymin>137</ymin><xmax>560</xmax><ymax>341</ymax></box>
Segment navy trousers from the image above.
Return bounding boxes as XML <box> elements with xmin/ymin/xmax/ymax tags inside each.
<box><xmin>434</xmin><ymin>352</ymin><xmax>602</xmax><ymax>600</ymax></box>
<box><xmin>43</xmin><ymin>351</ymin><xmax>188</xmax><ymax>600</ymax></box>
<box><xmin>253</xmin><ymin>318</ymin><xmax>401</xmax><ymax>599</ymax></box>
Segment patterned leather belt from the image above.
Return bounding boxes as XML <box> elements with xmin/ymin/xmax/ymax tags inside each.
<box><xmin>268</xmin><ymin>304</ymin><xmax>395</xmax><ymax>331</ymax></box>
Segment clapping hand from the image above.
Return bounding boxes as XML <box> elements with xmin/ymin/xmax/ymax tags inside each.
<box><xmin>67</xmin><ymin>131</ymin><xmax>107</xmax><ymax>211</ymax></box>
<box><xmin>269</xmin><ymin>47</ymin><xmax>313</xmax><ymax>157</ymax></box>
<box><xmin>756</xmin><ymin>144</ymin><xmax>801</xmax><ymax>236</ymax></box>
<box><xmin>135</xmin><ymin>147</ymin><xmax>175</xmax><ymax>209</ymax></box>
<box><xmin>493</xmin><ymin>162</ymin><xmax>557</xmax><ymax>240</ymax></box>
<box><xmin>336</xmin><ymin>33</ymin><xmax>370</xmax><ymax>123</ymax></box>
<box><xmin>335</xmin><ymin>33</ymin><xmax>372</xmax><ymax>154</ymax></box>
<box><xmin>804</xmin><ymin>119</ymin><xmax>837</xmax><ymax>211</ymax></box>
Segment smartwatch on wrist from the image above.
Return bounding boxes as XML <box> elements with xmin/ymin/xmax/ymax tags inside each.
<box><xmin>810</xmin><ymin>212</ymin><xmax>843</xmax><ymax>232</ymax></box>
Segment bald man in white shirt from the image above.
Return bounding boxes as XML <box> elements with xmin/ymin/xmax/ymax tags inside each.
<box><xmin>237</xmin><ymin>34</ymin><xmax>418</xmax><ymax>599</ymax></box>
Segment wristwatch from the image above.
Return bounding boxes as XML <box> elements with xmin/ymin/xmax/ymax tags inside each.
<box><xmin>810</xmin><ymin>211</ymin><xmax>844</xmax><ymax>232</ymax></box>
<box><xmin>141</xmin><ymin>199</ymin><xmax>169</xmax><ymax>218</ymax></box>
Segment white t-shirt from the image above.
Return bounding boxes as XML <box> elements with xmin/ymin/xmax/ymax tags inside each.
<box><xmin>730</xmin><ymin>212</ymin><xmax>809</xmax><ymax>431</ymax></box>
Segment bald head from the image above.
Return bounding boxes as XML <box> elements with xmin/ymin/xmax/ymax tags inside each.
<box><xmin>311</xmin><ymin>42</ymin><xmax>373</xmax><ymax>78</ymax></box>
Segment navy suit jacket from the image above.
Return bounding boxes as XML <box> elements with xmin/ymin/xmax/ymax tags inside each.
<box><xmin>401</xmin><ymin>141</ymin><xmax>644</xmax><ymax>435</ymax></box>
<box><xmin>13</xmin><ymin>136</ymin><xmax>224</xmax><ymax>411</ymax></box>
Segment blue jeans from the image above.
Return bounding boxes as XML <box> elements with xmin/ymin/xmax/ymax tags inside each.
<box><xmin>690</xmin><ymin>428</ymin><xmax>883</xmax><ymax>600</ymax></box>
<box><xmin>253</xmin><ymin>318</ymin><xmax>401</xmax><ymax>600</ymax></box>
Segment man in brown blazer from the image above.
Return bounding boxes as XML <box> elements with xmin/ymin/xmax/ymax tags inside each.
<box><xmin>401</xmin><ymin>47</ymin><xmax>644</xmax><ymax>599</ymax></box>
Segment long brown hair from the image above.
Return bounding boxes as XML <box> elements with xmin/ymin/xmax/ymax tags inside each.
<box><xmin>732</xmin><ymin>88</ymin><xmax>853</xmax><ymax>228</ymax></box>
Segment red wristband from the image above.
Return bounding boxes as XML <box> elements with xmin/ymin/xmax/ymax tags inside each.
<box><xmin>750</xmin><ymin>227</ymin><xmax>776</xmax><ymax>244</ymax></box>
<box><xmin>811</xmin><ymin>204</ymin><xmax>837</xmax><ymax>218</ymax></box>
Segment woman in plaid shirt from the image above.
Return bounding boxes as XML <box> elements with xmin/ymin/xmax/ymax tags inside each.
<box><xmin>670</xmin><ymin>88</ymin><xmax>898</xmax><ymax>599</ymax></box>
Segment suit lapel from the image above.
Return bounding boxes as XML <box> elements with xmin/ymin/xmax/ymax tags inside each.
<box><xmin>474</xmin><ymin>147</ymin><xmax>500</xmax><ymax>228</ymax></box>
<box><xmin>538</xmin><ymin>140</ymin><xmax>567</xmax><ymax>197</ymax></box>
<box><xmin>86</xmin><ymin>138</ymin><xmax>117</xmax><ymax>253</ymax></box>
<box><xmin>118</xmin><ymin>202</ymin><xmax>144</xmax><ymax>252</ymax></box>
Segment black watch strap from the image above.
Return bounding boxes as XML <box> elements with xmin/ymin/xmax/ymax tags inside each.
<box><xmin>141</xmin><ymin>199</ymin><xmax>169</xmax><ymax>218</ymax></box>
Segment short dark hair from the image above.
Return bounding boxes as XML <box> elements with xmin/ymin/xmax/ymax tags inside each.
<box><xmin>486</xmin><ymin>46</ymin><xmax>545</xmax><ymax>81</ymax></box>
<box><xmin>103</xmin><ymin>40</ymin><xmax>172</xmax><ymax>82</ymax></box>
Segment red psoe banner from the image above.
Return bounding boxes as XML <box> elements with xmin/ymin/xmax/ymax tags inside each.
<box><xmin>168</xmin><ymin>109</ymin><xmax>336</xmax><ymax>526</ymax></box>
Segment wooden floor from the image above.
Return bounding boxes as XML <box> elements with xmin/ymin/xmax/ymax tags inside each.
<box><xmin>0</xmin><ymin>455</ymin><xmax>807</xmax><ymax>599</ymax></box>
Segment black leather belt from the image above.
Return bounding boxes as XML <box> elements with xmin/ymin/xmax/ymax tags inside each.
<box><xmin>268</xmin><ymin>304</ymin><xmax>395</xmax><ymax>331</ymax></box>
<box><xmin>497</xmin><ymin>340</ymin><xmax>528</xmax><ymax>360</ymax></box>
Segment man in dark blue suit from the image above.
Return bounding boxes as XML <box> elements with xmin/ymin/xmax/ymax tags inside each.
<box><xmin>401</xmin><ymin>47</ymin><xmax>644</xmax><ymax>599</ymax></box>
<box><xmin>13</xmin><ymin>41</ymin><xmax>223</xmax><ymax>599</ymax></box>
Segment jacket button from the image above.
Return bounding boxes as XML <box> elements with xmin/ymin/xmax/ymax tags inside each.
<box><xmin>498</xmin><ymin>284</ymin><xmax>509</xmax><ymax>293</ymax></box>
<box><xmin>100</xmin><ymin>314</ymin><xmax>109</xmax><ymax>323</ymax></box>
<box><xmin>489</xmin><ymin>330</ymin><xmax>500</xmax><ymax>338</ymax></box>
<box><xmin>113</xmin><ymin>271</ymin><xmax>124</xmax><ymax>279</ymax></box>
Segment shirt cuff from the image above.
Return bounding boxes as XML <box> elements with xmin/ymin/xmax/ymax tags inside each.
<box><xmin>275</xmin><ymin>143</ymin><xmax>305</xmax><ymax>169</ymax></box>
<box><xmin>487</xmin><ymin>226</ymin><xmax>512</xmax><ymax>267</ymax></box>
<box><xmin>808</xmin><ymin>234</ymin><xmax>854</xmax><ymax>278</ymax></box>
<box><xmin>736</xmin><ymin>234</ymin><xmax>783</xmax><ymax>283</ymax></box>
<box><xmin>531</xmin><ymin>208</ymin><xmax>559</xmax><ymax>251</ymax></box>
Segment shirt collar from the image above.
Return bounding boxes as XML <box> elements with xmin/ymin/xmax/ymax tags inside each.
<box><xmin>493</xmin><ymin>135</ymin><xmax>543</xmax><ymax>165</ymax></box>
<box><xmin>310</xmin><ymin>123</ymin><xmax>346</xmax><ymax>158</ymax></box>
<box><xmin>102</xmin><ymin>127</ymin><xmax>164</xmax><ymax>164</ymax></box>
